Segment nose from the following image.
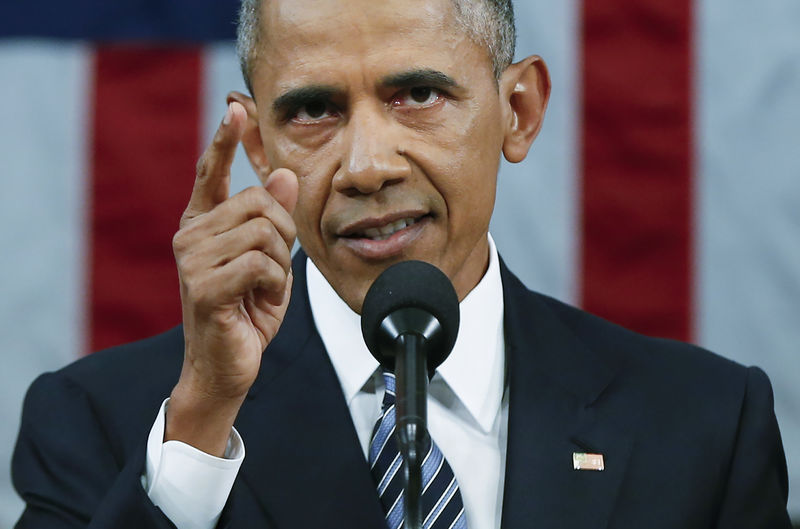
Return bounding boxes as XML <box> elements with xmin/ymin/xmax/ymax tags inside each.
<box><xmin>333</xmin><ymin>104</ymin><xmax>409</xmax><ymax>195</ymax></box>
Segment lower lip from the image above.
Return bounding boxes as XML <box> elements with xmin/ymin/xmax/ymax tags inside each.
<box><xmin>340</xmin><ymin>217</ymin><xmax>429</xmax><ymax>260</ymax></box>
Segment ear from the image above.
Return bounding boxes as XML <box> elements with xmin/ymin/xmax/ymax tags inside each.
<box><xmin>499</xmin><ymin>55</ymin><xmax>551</xmax><ymax>163</ymax></box>
<box><xmin>227</xmin><ymin>91</ymin><xmax>273</xmax><ymax>183</ymax></box>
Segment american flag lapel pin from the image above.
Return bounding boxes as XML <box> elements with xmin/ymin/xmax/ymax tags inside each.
<box><xmin>573</xmin><ymin>452</ymin><xmax>605</xmax><ymax>471</ymax></box>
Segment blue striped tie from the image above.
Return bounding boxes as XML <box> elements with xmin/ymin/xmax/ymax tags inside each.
<box><xmin>369</xmin><ymin>371</ymin><xmax>467</xmax><ymax>529</ymax></box>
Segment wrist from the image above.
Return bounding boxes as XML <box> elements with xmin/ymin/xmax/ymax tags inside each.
<box><xmin>165</xmin><ymin>379</ymin><xmax>247</xmax><ymax>457</ymax></box>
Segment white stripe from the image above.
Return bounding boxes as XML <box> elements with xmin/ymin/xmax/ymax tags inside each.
<box><xmin>370</xmin><ymin>406</ymin><xmax>396</xmax><ymax>467</ymax></box>
<box><xmin>423</xmin><ymin>476</ymin><xmax>458</xmax><ymax>529</ymax></box>
<box><xmin>0</xmin><ymin>40</ymin><xmax>92</xmax><ymax>527</ymax></box>
<box><xmin>386</xmin><ymin>491</ymin><xmax>405</xmax><ymax>529</ymax></box>
<box><xmin>446</xmin><ymin>508</ymin><xmax>465</xmax><ymax>529</ymax></box>
<box><xmin>421</xmin><ymin>448</ymin><xmax>444</xmax><ymax>495</ymax></box>
<box><xmin>378</xmin><ymin>452</ymin><xmax>403</xmax><ymax>495</ymax></box>
<box><xmin>695</xmin><ymin>0</ymin><xmax>800</xmax><ymax>517</ymax></box>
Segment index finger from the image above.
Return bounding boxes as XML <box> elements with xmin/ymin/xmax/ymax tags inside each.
<box><xmin>184</xmin><ymin>102</ymin><xmax>247</xmax><ymax>219</ymax></box>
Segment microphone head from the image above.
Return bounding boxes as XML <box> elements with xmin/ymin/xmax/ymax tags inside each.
<box><xmin>361</xmin><ymin>260</ymin><xmax>460</xmax><ymax>374</ymax></box>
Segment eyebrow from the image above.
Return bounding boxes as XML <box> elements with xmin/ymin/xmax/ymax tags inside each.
<box><xmin>271</xmin><ymin>69</ymin><xmax>461</xmax><ymax>116</ymax></box>
<box><xmin>380</xmin><ymin>69</ymin><xmax>460</xmax><ymax>90</ymax></box>
<box><xmin>272</xmin><ymin>85</ymin><xmax>340</xmax><ymax>116</ymax></box>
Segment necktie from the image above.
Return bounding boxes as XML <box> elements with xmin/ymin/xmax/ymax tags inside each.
<box><xmin>369</xmin><ymin>371</ymin><xmax>467</xmax><ymax>529</ymax></box>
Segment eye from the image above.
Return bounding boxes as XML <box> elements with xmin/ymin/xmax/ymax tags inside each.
<box><xmin>394</xmin><ymin>87</ymin><xmax>443</xmax><ymax>108</ymax></box>
<box><xmin>293</xmin><ymin>100</ymin><xmax>336</xmax><ymax>122</ymax></box>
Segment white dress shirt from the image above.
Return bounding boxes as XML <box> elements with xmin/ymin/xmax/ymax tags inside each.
<box><xmin>144</xmin><ymin>235</ymin><xmax>508</xmax><ymax>529</ymax></box>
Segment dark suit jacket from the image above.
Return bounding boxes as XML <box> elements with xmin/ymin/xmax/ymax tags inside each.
<box><xmin>12</xmin><ymin>254</ymin><xmax>792</xmax><ymax>528</ymax></box>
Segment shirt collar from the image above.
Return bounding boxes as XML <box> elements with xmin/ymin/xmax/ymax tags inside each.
<box><xmin>306</xmin><ymin>234</ymin><xmax>505</xmax><ymax>434</ymax></box>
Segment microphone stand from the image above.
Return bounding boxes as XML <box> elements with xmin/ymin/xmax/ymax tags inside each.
<box><xmin>394</xmin><ymin>332</ymin><xmax>429</xmax><ymax>529</ymax></box>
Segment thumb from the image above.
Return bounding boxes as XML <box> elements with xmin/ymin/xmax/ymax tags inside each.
<box><xmin>264</xmin><ymin>168</ymin><xmax>299</xmax><ymax>215</ymax></box>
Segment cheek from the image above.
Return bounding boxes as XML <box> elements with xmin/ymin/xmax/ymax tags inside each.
<box><xmin>271</xmin><ymin>134</ymin><xmax>336</xmax><ymax>172</ymax></box>
<box><xmin>269</xmin><ymin>136</ymin><xmax>341</xmax><ymax>239</ymax></box>
<box><xmin>432</xmin><ymin>100</ymin><xmax>502</xmax><ymax>167</ymax></box>
<box><xmin>291</xmin><ymin>172</ymin><xmax>331</xmax><ymax>251</ymax></box>
<box><xmin>423</xmin><ymin>109</ymin><xmax>502</xmax><ymax>209</ymax></box>
<box><xmin>435</xmin><ymin>116</ymin><xmax>501</xmax><ymax>253</ymax></box>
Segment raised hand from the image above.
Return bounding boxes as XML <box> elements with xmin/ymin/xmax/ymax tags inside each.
<box><xmin>166</xmin><ymin>101</ymin><xmax>298</xmax><ymax>456</ymax></box>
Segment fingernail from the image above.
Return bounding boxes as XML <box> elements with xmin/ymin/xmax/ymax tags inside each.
<box><xmin>223</xmin><ymin>103</ymin><xmax>233</xmax><ymax>126</ymax></box>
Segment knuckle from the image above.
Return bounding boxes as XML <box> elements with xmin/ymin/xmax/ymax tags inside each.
<box><xmin>284</xmin><ymin>221</ymin><xmax>297</xmax><ymax>243</ymax></box>
<box><xmin>242</xmin><ymin>250</ymin><xmax>269</xmax><ymax>272</ymax></box>
<box><xmin>244</xmin><ymin>185</ymin><xmax>271</xmax><ymax>212</ymax></box>
<box><xmin>242</xmin><ymin>185</ymin><xmax>267</xmax><ymax>206</ymax></box>
<box><xmin>252</xmin><ymin>215</ymin><xmax>272</xmax><ymax>228</ymax></box>
<box><xmin>258</xmin><ymin>261</ymin><xmax>286</xmax><ymax>292</ymax></box>
<box><xmin>178</xmin><ymin>214</ymin><xmax>190</xmax><ymax>230</ymax></box>
<box><xmin>264</xmin><ymin>258</ymin><xmax>287</xmax><ymax>284</ymax></box>
<box><xmin>172</xmin><ymin>228</ymin><xmax>190</xmax><ymax>254</ymax></box>
<box><xmin>172</xmin><ymin>231</ymin><xmax>185</xmax><ymax>253</ymax></box>
<box><xmin>173</xmin><ymin>218</ymin><xmax>204</xmax><ymax>253</ymax></box>
<box><xmin>250</xmin><ymin>216</ymin><xmax>276</xmax><ymax>241</ymax></box>
<box><xmin>195</xmin><ymin>154</ymin><xmax>209</xmax><ymax>178</ymax></box>
<box><xmin>182</xmin><ymin>276</ymin><xmax>204</xmax><ymax>304</ymax></box>
<box><xmin>211</xmin><ymin>130</ymin><xmax>231</xmax><ymax>151</ymax></box>
<box><xmin>240</xmin><ymin>186</ymin><xmax>295</xmax><ymax>243</ymax></box>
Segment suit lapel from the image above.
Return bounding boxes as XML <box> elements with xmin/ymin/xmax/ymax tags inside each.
<box><xmin>229</xmin><ymin>253</ymin><xmax>633</xmax><ymax>528</ymax></box>
<box><xmin>499</xmin><ymin>262</ymin><xmax>633</xmax><ymax>529</ymax></box>
<box><xmin>234</xmin><ymin>252</ymin><xmax>387</xmax><ymax>529</ymax></box>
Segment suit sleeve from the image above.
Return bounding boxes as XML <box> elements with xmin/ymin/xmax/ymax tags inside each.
<box><xmin>12</xmin><ymin>372</ymin><xmax>178</xmax><ymax>529</ymax></box>
<box><xmin>714</xmin><ymin>366</ymin><xmax>793</xmax><ymax>529</ymax></box>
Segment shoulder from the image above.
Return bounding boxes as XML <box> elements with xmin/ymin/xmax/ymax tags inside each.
<box><xmin>502</xmin><ymin>270</ymin><xmax>790</xmax><ymax>502</ymax></box>
<box><xmin>539</xmin><ymin>286</ymin><xmax>757</xmax><ymax>402</ymax></box>
<box><xmin>501</xmin><ymin>264</ymin><xmax>764</xmax><ymax>417</ymax></box>
<box><xmin>46</xmin><ymin>325</ymin><xmax>185</xmax><ymax>397</ymax></box>
<box><xmin>22</xmin><ymin>327</ymin><xmax>185</xmax><ymax>453</ymax></box>
<box><xmin>539</xmin><ymin>289</ymin><xmax>745</xmax><ymax>376</ymax></box>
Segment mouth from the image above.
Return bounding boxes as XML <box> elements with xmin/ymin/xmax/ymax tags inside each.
<box><xmin>342</xmin><ymin>216</ymin><xmax>422</xmax><ymax>240</ymax></box>
<box><xmin>337</xmin><ymin>212</ymin><xmax>431</xmax><ymax>259</ymax></box>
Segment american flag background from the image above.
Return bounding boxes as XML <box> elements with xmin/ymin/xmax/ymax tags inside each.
<box><xmin>1</xmin><ymin>0</ymin><xmax>798</xmax><ymax>524</ymax></box>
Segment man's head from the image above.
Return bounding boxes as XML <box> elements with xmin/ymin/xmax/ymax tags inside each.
<box><xmin>228</xmin><ymin>0</ymin><xmax>550</xmax><ymax>313</ymax></box>
<box><xmin>237</xmin><ymin>0</ymin><xmax>517</xmax><ymax>94</ymax></box>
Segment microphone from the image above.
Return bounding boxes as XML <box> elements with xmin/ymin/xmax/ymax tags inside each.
<box><xmin>361</xmin><ymin>260</ymin><xmax>460</xmax><ymax>529</ymax></box>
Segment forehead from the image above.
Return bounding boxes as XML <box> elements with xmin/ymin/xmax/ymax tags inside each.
<box><xmin>256</xmin><ymin>0</ymin><xmax>484</xmax><ymax>91</ymax></box>
<box><xmin>263</xmin><ymin>0</ymin><xmax>458</xmax><ymax>47</ymax></box>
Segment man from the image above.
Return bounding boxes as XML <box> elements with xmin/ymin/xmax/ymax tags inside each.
<box><xmin>12</xmin><ymin>0</ymin><xmax>792</xmax><ymax>528</ymax></box>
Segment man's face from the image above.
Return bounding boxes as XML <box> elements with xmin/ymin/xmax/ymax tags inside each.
<box><xmin>251</xmin><ymin>0</ymin><xmax>509</xmax><ymax>312</ymax></box>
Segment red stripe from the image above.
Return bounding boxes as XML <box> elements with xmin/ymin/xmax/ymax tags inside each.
<box><xmin>89</xmin><ymin>46</ymin><xmax>202</xmax><ymax>352</ymax></box>
<box><xmin>580</xmin><ymin>2</ymin><xmax>694</xmax><ymax>341</ymax></box>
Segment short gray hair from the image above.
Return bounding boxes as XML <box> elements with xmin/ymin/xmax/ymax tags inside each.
<box><xmin>236</xmin><ymin>0</ymin><xmax>516</xmax><ymax>94</ymax></box>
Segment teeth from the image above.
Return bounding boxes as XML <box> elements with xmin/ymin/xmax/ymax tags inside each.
<box><xmin>363</xmin><ymin>227</ymin><xmax>382</xmax><ymax>239</ymax></box>
<box><xmin>361</xmin><ymin>217</ymin><xmax>416</xmax><ymax>240</ymax></box>
<box><xmin>380</xmin><ymin>218</ymin><xmax>407</xmax><ymax>236</ymax></box>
